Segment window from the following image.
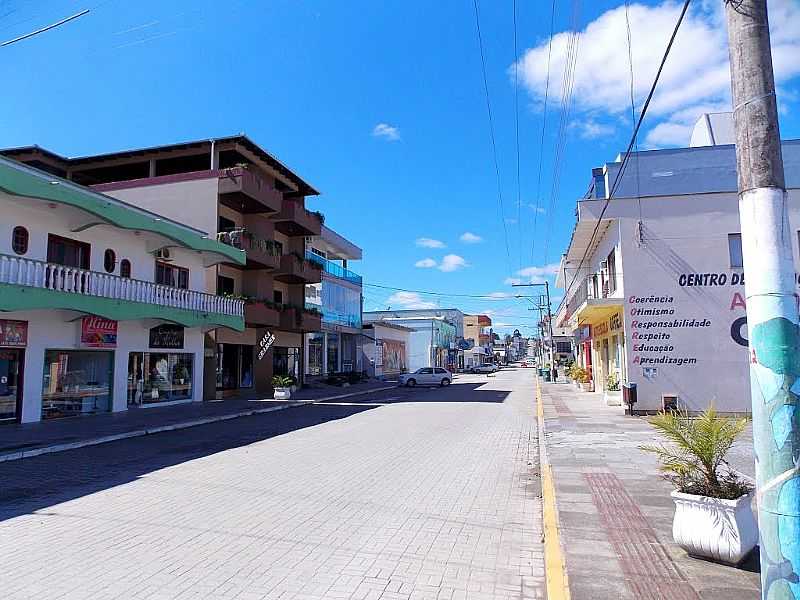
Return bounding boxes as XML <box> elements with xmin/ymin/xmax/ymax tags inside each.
<box><xmin>127</xmin><ymin>352</ymin><xmax>194</xmax><ymax>405</ymax></box>
<box><xmin>155</xmin><ymin>262</ymin><xmax>189</xmax><ymax>289</ymax></box>
<box><xmin>728</xmin><ymin>233</ymin><xmax>743</xmax><ymax>268</ymax></box>
<box><xmin>47</xmin><ymin>234</ymin><xmax>90</xmax><ymax>269</ymax></box>
<box><xmin>104</xmin><ymin>249</ymin><xmax>116</xmax><ymax>273</ymax></box>
<box><xmin>218</xmin><ymin>216</ymin><xmax>236</xmax><ymax>232</ymax></box>
<box><xmin>217</xmin><ymin>275</ymin><xmax>235</xmax><ymax>296</ymax></box>
<box><xmin>419</xmin><ymin>368</ymin><xmax>433</xmax><ymax>374</ymax></box>
<box><xmin>607</xmin><ymin>249</ymin><xmax>617</xmax><ymax>293</ymax></box>
<box><xmin>120</xmin><ymin>259</ymin><xmax>131</xmax><ymax>278</ymax></box>
<box><xmin>41</xmin><ymin>350</ymin><xmax>113</xmax><ymax>419</ymax></box>
<box><xmin>273</xmin><ymin>290</ymin><xmax>283</xmax><ymax>305</ymax></box>
<box><xmin>11</xmin><ymin>227</ymin><xmax>28</xmax><ymax>255</ymax></box>
<box><xmin>434</xmin><ymin>368</ymin><xmax>447</xmax><ymax>374</ymax></box>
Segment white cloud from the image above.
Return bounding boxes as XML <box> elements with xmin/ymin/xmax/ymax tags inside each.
<box><xmin>438</xmin><ymin>254</ymin><xmax>469</xmax><ymax>272</ymax></box>
<box><xmin>416</xmin><ymin>237</ymin><xmax>445</xmax><ymax>249</ymax></box>
<box><xmin>372</xmin><ymin>123</ymin><xmax>401</xmax><ymax>141</ymax></box>
<box><xmin>518</xmin><ymin>263</ymin><xmax>559</xmax><ymax>277</ymax></box>
<box><xmin>414</xmin><ymin>258</ymin><xmax>437</xmax><ymax>268</ymax></box>
<box><xmin>572</xmin><ymin>118</ymin><xmax>616</xmax><ymax>140</ymax></box>
<box><xmin>505</xmin><ymin>218</ymin><xmax>518</xmax><ymax>225</ymax></box>
<box><xmin>504</xmin><ymin>277</ymin><xmax>523</xmax><ymax>285</ymax></box>
<box><xmin>386</xmin><ymin>291</ymin><xmax>436</xmax><ymax>310</ymax></box>
<box><xmin>485</xmin><ymin>292</ymin><xmax>513</xmax><ymax>299</ymax></box>
<box><xmin>460</xmin><ymin>232</ymin><xmax>483</xmax><ymax>244</ymax></box>
<box><xmin>514</xmin><ymin>0</ymin><xmax>800</xmax><ymax>149</ymax></box>
<box><xmin>526</xmin><ymin>203</ymin><xmax>546</xmax><ymax>214</ymax></box>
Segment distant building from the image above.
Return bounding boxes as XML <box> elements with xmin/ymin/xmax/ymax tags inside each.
<box><xmin>363</xmin><ymin>312</ymin><xmax>457</xmax><ymax>372</ymax></box>
<box><xmin>361</xmin><ymin>322</ymin><xmax>413</xmax><ymax>379</ymax></box>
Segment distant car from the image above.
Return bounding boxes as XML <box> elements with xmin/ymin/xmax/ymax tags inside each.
<box><xmin>399</xmin><ymin>367</ymin><xmax>452</xmax><ymax>387</ymax></box>
<box><xmin>470</xmin><ymin>364</ymin><xmax>498</xmax><ymax>374</ymax></box>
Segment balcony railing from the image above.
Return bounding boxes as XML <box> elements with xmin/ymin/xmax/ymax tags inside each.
<box><xmin>0</xmin><ymin>254</ymin><xmax>243</xmax><ymax>318</ymax></box>
<box><xmin>304</xmin><ymin>251</ymin><xmax>362</xmax><ymax>285</ymax></box>
<box><xmin>562</xmin><ymin>273</ymin><xmax>619</xmax><ymax>323</ymax></box>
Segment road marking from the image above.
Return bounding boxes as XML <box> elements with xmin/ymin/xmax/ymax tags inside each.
<box><xmin>537</xmin><ymin>380</ymin><xmax>571</xmax><ymax>600</ymax></box>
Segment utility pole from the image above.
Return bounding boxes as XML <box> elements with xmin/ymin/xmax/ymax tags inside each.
<box><xmin>725</xmin><ymin>2</ymin><xmax>799</xmax><ymax>597</ymax></box>
<box><xmin>513</xmin><ymin>282</ymin><xmax>555</xmax><ymax>375</ymax></box>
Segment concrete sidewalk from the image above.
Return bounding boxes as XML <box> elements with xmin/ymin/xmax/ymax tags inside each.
<box><xmin>539</xmin><ymin>380</ymin><xmax>760</xmax><ymax>600</ymax></box>
<box><xmin>0</xmin><ymin>380</ymin><xmax>396</xmax><ymax>462</ymax></box>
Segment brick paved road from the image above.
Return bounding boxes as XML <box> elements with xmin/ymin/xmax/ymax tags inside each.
<box><xmin>0</xmin><ymin>369</ymin><xmax>544</xmax><ymax>600</ymax></box>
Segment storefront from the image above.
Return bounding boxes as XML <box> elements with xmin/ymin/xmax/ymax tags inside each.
<box><xmin>0</xmin><ymin>319</ymin><xmax>27</xmax><ymax>423</ymax></box>
<box><xmin>127</xmin><ymin>324</ymin><xmax>196</xmax><ymax>406</ymax></box>
<box><xmin>42</xmin><ymin>349</ymin><xmax>113</xmax><ymax>419</ymax></box>
<box><xmin>589</xmin><ymin>311</ymin><xmax>625</xmax><ymax>392</ymax></box>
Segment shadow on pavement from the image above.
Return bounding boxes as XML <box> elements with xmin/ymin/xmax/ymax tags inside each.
<box><xmin>317</xmin><ymin>380</ymin><xmax>512</xmax><ymax>405</ymax></box>
<box><xmin>0</xmin><ymin>403</ymin><xmax>376</xmax><ymax>523</ymax></box>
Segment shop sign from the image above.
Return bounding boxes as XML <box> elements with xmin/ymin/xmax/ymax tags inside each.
<box><xmin>0</xmin><ymin>320</ymin><xmax>27</xmax><ymax>347</ymax></box>
<box><xmin>575</xmin><ymin>325</ymin><xmax>591</xmax><ymax>343</ymax></box>
<box><xmin>609</xmin><ymin>312</ymin><xmax>623</xmax><ymax>332</ymax></box>
<box><xmin>81</xmin><ymin>317</ymin><xmax>118</xmax><ymax>348</ymax></box>
<box><xmin>258</xmin><ymin>331</ymin><xmax>275</xmax><ymax>360</ymax></box>
<box><xmin>149</xmin><ymin>325</ymin><xmax>185</xmax><ymax>349</ymax></box>
<box><xmin>594</xmin><ymin>321</ymin><xmax>609</xmax><ymax>337</ymax></box>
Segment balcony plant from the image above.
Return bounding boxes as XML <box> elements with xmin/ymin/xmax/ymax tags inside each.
<box><xmin>604</xmin><ymin>372</ymin><xmax>622</xmax><ymax>406</ymax></box>
<box><xmin>640</xmin><ymin>408</ymin><xmax>756</xmax><ymax>565</ymax></box>
<box><xmin>272</xmin><ymin>375</ymin><xmax>294</xmax><ymax>401</ymax></box>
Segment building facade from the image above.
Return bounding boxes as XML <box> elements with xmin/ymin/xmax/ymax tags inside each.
<box><xmin>3</xmin><ymin>137</ymin><xmax>323</xmax><ymax>398</ymax></box>
<box><xmin>304</xmin><ymin>225</ymin><xmax>363</xmax><ymax>377</ymax></box>
<box><xmin>0</xmin><ymin>156</ymin><xmax>244</xmax><ymax>423</ymax></box>
<box><xmin>555</xmin><ymin>130</ymin><xmax>800</xmax><ymax>414</ymax></box>
<box><xmin>463</xmin><ymin>314</ymin><xmax>493</xmax><ymax>369</ymax></box>
<box><xmin>363</xmin><ymin>313</ymin><xmax>456</xmax><ymax>372</ymax></box>
<box><xmin>361</xmin><ymin>322</ymin><xmax>412</xmax><ymax>379</ymax></box>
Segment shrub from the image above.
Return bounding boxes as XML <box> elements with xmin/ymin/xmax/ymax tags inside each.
<box><xmin>607</xmin><ymin>372</ymin><xmax>620</xmax><ymax>391</ymax></box>
<box><xmin>640</xmin><ymin>408</ymin><xmax>752</xmax><ymax>499</ymax></box>
<box><xmin>272</xmin><ymin>375</ymin><xmax>294</xmax><ymax>388</ymax></box>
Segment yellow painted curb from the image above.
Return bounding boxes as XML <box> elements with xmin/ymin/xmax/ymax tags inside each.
<box><xmin>537</xmin><ymin>380</ymin><xmax>571</xmax><ymax>600</ymax></box>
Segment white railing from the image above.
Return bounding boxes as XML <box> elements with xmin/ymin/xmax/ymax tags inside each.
<box><xmin>0</xmin><ymin>254</ymin><xmax>244</xmax><ymax>318</ymax></box>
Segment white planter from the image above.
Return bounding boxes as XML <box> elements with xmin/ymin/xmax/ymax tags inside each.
<box><xmin>273</xmin><ymin>387</ymin><xmax>292</xmax><ymax>401</ymax></box>
<box><xmin>604</xmin><ymin>390</ymin><xmax>622</xmax><ymax>406</ymax></box>
<box><xmin>671</xmin><ymin>490</ymin><xmax>758</xmax><ymax>565</ymax></box>
<box><xmin>580</xmin><ymin>382</ymin><xmax>593</xmax><ymax>392</ymax></box>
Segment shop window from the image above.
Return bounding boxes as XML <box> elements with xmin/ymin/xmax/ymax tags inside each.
<box><xmin>127</xmin><ymin>352</ymin><xmax>194</xmax><ymax>405</ymax></box>
<box><xmin>120</xmin><ymin>259</ymin><xmax>132</xmax><ymax>278</ymax></box>
<box><xmin>728</xmin><ymin>233</ymin><xmax>743</xmax><ymax>268</ymax></box>
<box><xmin>155</xmin><ymin>261</ymin><xmax>189</xmax><ymax>289</ymax></box>
<box><xmin>217</xmin><ymin>275</ymin><xmax>235</xmax><ymax>296</ymax></box>
<box><xmin>41</xmin><ymin>350</ymin><xmax>113</xmax><ymax>419</ymax></box>
<box><xmin>215</xmin><ymin>344</ymin><xmax>254</xmax><ymax>390</ymax></box>
<box><xmin>11</xmin><ymin>226</ymin><xmax>29</xmax><ymax>255</ymax></box>
<box><xmin>104</xmin><ymin>249</ymin><xmax>116</xmax><ymax>273</ymax></box>
<box><xmin>273</xmin><ymin>289</ymin><xmax>283</xmax><ymax>305</ymax></box>
<box><xmin>273</xmin><ymin>346</ymin><xmax>300</xmax><ymax>381</ymax></box>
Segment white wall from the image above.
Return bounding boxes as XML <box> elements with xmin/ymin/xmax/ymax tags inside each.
<box><xmin>7</xmin><ymin>309</ymin><xmax>204</xmax><ymax>423</ymax></box>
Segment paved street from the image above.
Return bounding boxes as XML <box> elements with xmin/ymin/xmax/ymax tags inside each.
<box><xmin>0</xmin><ymin>369</ymin><xmax>544</xmax><ymax>600</ymax></box>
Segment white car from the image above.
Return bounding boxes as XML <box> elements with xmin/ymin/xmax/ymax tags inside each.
<box><xmin>399</xmin><ymin>367</ymin><xmax>452</xmax><ymax>387</ymax></box>
<box><xmin>471</xmin><ymin>364</ymin><xmax>498</xmax><ymax>374</ymax></box>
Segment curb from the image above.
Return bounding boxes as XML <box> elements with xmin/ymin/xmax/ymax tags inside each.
<box><xmin>0</xmin><ymin>385</ymin><xmax>398</xmax><ymax>464</ymax></box>
<box><xmin>536</xmin><ymin>379</ymin><xmax>571</xmax><ymax>600</ymax></box>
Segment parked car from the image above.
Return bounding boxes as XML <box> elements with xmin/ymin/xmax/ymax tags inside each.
<box><xmin>399</xmin><ymin>367</ymin><xmax>452</xmax><ymax>387</ymax></box>
<box><xmin>470</xmin><ymin>364</ymin><xmax>498</xmax><ymax>374</ymax></box>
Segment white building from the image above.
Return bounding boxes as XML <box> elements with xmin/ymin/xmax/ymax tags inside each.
<box><xmin>555</xmin><ymin>117</ymin><xmax>800</xmax><ymax>414</ymax></box>
<box><xmin>361</xmin><ymin>322</ymin><xmax>412</xmax><ymax>379</ymax></box>
<box><xmin>363</xmin><ymin>313</ymin><xmax>457</xmax><ymax>372</ymax></box>
<box><xmin>0</xmin><ymin>156</ymin><xmax>244</xmax><ymax>423</ymax></box>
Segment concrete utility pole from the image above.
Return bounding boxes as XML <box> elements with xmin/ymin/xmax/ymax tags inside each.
<box><xmin>513</xmin><ymin>282</ymin><xmax>555</xmax><ymax>373</ymax></box>
<box><xmin>725</xmin><ymin>2</ymin><xmax>800</xmax><ymax>597</ymax></box>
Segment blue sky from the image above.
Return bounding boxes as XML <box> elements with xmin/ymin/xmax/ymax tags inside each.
<box><xmin>3</xmin><ymin>0</ymin><xmax>800</xmax><ymax>335</ymax></box>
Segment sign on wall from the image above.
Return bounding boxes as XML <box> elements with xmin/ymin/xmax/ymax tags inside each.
<box><xmin>382</xmin><ymin>339</ymin><xmax>406</xmax><ymax>373</ymax></box>
<box><xmin>149</xmin><ymin>325</ymin><xmax>185</xmax><ymax>349</ymax></box>
<box><xmin>0</xmin><ymin>320</ymin><xmax>27</xmax><ymax>347</ymax></box>
<box><xmin>258</xmin><ymin>331</ymin><xmax>275</xmax><ymax>361</ymax></box>
<box><xmin>81</xmin><ymin>317</ymin><xmax>118</xmax><ymax>348</ymax></box>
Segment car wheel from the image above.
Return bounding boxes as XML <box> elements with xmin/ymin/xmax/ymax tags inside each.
<box><xmin>406</xmin><ymin>378</ymin><xmax>417</xmax><ymax>387</ymax></box>
<box><xmin>441</xmin><ymin>378</ymin><xmax>450</xmax><ymax>387</ymax></box>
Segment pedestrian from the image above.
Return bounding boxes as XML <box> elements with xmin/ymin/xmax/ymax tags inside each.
<box><xmin>552</xmin><ymin>365</ymin><xmax>558</xmax><ymax>382</ymax></box>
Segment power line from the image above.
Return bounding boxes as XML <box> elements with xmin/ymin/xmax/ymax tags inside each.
<box><xmin>624</xmin><ymin>0</ymin><xmax>644</xmax><ymax>239</ymax></box>
<box><xmin>1</xmin><ymin>8</ymin><xmax>89</xmax><ymax>46</ymax></box>
<box><xmin>530</xmin><ymin>0</ymin><xmax>557</xmax><ymax>262</ymax></box>
<box><xmin>472</xmin><ymin>0</ymin><xmax>513</xmax><ymax>277</ymax></box>
<box><xmin>512</xmin><ymin>0</ymin><xmax>522</xmax><ymax>271</ymax></box>
<box><xmin>557</xmin><ymin>0</ymin><xmax>692</xmax><ymax>316</ymax></box>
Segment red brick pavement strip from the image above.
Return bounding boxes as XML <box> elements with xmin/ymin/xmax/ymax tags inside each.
<box><xmin>585</xmin><ymin>473</ymin><xmax>701</xmax><ymax>600</ymax></box>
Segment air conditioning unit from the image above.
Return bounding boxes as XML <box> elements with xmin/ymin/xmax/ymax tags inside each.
<box><xmin>154</xmin><ymin>248</ymin><xmax>172</xmax><ymax>261</ymax></box>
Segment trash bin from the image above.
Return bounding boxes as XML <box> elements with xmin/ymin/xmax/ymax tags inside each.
<box><xmin>544</xmin><ymin>370</ymin><xmax>551</xmax><ymax>382</ymax></box>
<box><xmin>622</xmin><ymin>382</ymin><xmax>637</xmax><ymax>415</ymax></box>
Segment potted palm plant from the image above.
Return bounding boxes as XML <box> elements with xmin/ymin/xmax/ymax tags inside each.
<box><xmin>640</xmin><ymin>408</ymin><xmax>756</xmax><ymax>565</ymax></box>
<box><xmin>604</xmin><ymin>372</ymin><xmax>622</xmax><ymax>406</ymax></box>
<box><xmin>272</xmin><ymin>375</ymin><xmax>294</xmax><ymax>401</ymax></box>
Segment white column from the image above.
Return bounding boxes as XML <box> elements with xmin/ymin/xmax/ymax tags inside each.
<box><xmin>112</xmin><ymin>349</ymin><xmax>129</xmax><ymax>413</ymax></box>
<box><xmin>192</xmin><ymin>344</ymin><xmax>204</xmax><ymax>402</ymax></box>
<box><xmin>21</xmin><ymin>347</ymin><xmax>44</xmax><ymax>423</ymax></box>
<box><xmin>322</xmin><ymin>332</ymin><xmax>328</xmax><ymax>376</ymax></box>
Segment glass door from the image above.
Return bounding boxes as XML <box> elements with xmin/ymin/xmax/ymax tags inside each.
<box><xmin>0</xmin><ymin>349</ymin><xmax>22</xmax><ymax>422</ymax></box>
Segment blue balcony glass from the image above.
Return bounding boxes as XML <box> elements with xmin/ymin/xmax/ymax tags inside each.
<box><xmin>305</xmin><ymin>251</ymin><xmax>362</xmax><ymax>286</ymax></box>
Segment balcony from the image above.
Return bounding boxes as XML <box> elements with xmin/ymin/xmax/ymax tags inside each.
<box><xmin>216</xmin><ymin>229</ymin><xmax>281</xmax><ymax>270</ymax></box>
<box><xmin>244</xmin><ymin>301</ymin><xmax>280</xmax><ymax>328</ymax></box>
<box><xmin>218</xmin><ymin>167</ymin><xmax>283</xmax><ymax>214</ymax></box>
<box><xmin>273</xmin><ymin>198</ymin><xmax>322</xmax><ymax>237</ymax></box>
<box><xmin>562</xmin><ymin>273</ymin><xmax>621</xmax><ymax>328</ymax></box>
<box><xmin>305</xmin><ymin>251</ymin><xmax>362</xmax><ymax>286</ymax></box>
<box><xmin>279</xmin><ymin>305</ymin><xmax>322</xmax><ymax>332</ymax></box>
<box><xmin>274</xmin><ymin>253</ymin><xmax>323</xmax><ymax>284</ymax></box>
<box><xmin>0</xmin><ymin>254</ymin><xmax>244</xmax><ymax>331</ymax></box>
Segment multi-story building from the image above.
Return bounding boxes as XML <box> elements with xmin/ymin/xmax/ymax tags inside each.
<box><xmin>364</xmin><ymin>309</ymin><xmax>463</xmax><ymax>370</ymax></box>
<box><xmin>2</xmin><ymin>136</ymin><xmax>323</xmax><ymax>398</ymax></box>
<box><xmin>363</xmin><ymin>312</ymin><xmax>456</xmax><ymax>372</ymax></box>
<box><xmin>554</xmin><ymin>115</ymin><xmax>800</xmax><ymax>413</ymax></box>
<box><xmin>463</xmin><ymin>314</ymin><xmax>492</xmax><ymax>369</ymax></box>
<box><xmin>0</xmin><ymin>155</ymin><xmax>244</xmax><ymax>423</ymax></box>
<box><xmin>304</xmin><ymin>225</ymin><xmax>363</xmax><ymax>377</ymax></box>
